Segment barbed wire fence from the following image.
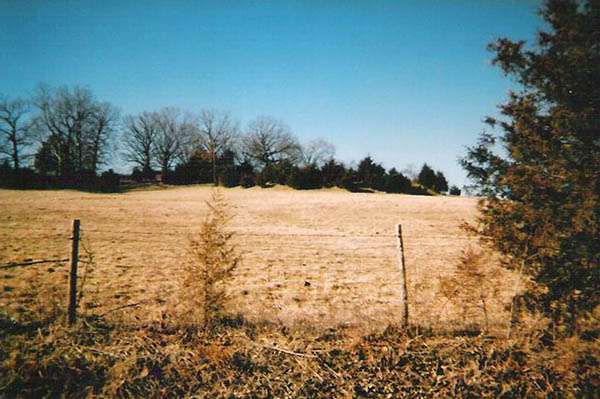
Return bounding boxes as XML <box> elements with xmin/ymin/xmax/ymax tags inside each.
<box><xmin>0</xmin><ymin>219</ymin><xmax>479</xmax><ymax>330</ymax></box>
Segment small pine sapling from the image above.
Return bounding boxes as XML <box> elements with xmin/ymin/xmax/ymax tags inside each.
<box><xmin>186</xmin><ymin>190</ymin><xmax>240</xmax><ymax>328</ymax></box>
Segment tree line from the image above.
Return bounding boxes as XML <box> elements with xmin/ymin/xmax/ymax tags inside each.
<box><xmin>0</xmin><ymin>84</ymin><xmax>459</xmax><ymax>194</ymax></box>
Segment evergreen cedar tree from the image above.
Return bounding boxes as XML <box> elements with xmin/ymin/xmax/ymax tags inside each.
<box><xmin>418</xmin><ymin>163</ymin><xmax>448</xmax><ymax>193</ymax></box>
<box><xmin>461</xmin><ymin>0</ymin><xmax>599</xmax><ymax>326</ymax></box>
<box><xmin>418</xmin><ymin>163</ymin><xmax>436</xmax><ymax>190</ymax></box>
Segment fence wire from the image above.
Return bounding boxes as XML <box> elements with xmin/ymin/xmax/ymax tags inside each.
<box><xmin>0</xmin><ymin>223</ymin><xmax>479</xmax><ymax>325</ymax></box>
<box><xmin>0</xmin><ymin>224</ymin><xmax>475</xmax><ymax>269</ymax></box>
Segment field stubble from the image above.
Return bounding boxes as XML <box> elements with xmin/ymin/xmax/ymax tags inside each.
<box><xmin>0</xmin><ymin>185</ymin><xmax>516</xmax><ymax>334</ymax></box>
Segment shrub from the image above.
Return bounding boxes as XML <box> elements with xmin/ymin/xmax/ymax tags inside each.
<box><xmin>0</xmin><ymin>166</ymin><xmax>41</xmax><ymax>189</ymax></box>
<box><xmin>217</xmin><ymin>165</ymin><xmax>239</xmax><ymax>188</ymax></box>
<box><xmin>186</xmin><ymin>190</ymin><xmax>240</xmax><ymax>328</ymax></box>
<box><xmin>449</xmin><ymin>185</ymin><xmax>461</xmax><ymax>196</ymax></box>
<box><xmin>286</xmin><ymin>165</ymin><xmax>323</xmax><ymax>190</ymax></box>
<box><xmin>254</xmin><ymin>171</ymin><xmax>267</xmax><ymax>187</ymax></box>
<box><xmin>339</xmin><ymin>169</ymin><xmax>360</xmax><ymax>192</ymax></box>
<box><xmin>130</xmin><ymin>167</ymin><xmax>144</xmax><ymax>182</ymax></box>
<box><xmin>384</xmin><ymin>169</ymin><xmax>412</xmax><ymax>193</ymax></box>
<box><xmin>99</xmin><ymin>169</ymin><xmax>121</xmax><ymax>192</ymax></box>
<box><xmin>437</xmin><ymin>248</ymin><xmax>501</xmax><ymax>333</ymax></box>
<box><xmin>320</xmin><ymin>159</ymin><xmax>346</xmax><ymax>188</ymax></box>
<box><xmin>239</xmin><ymin>174</ymin><xmax>255</xmax><ymax>188</ymax></box>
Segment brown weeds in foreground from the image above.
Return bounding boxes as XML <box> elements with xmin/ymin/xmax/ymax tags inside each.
<box><xmin>184</xmin><ymin>189</ymin><xmax>240</xmax><ymax>328</ymax></box>
<box><xmin>2</xmin><ymin>313</ymin><xmax>598</xmax><ymax>399</ymax></box>
<box><xmin>438</xmin><ymin>248</ymin><xmax>502</xmax><ymax>333</ymax></box>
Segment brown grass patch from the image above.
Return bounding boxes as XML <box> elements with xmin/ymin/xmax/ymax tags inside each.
<box><xmin>0</xmin><ymin>185</ymin><xmax>515</xmax><ymax>333</ymax></box>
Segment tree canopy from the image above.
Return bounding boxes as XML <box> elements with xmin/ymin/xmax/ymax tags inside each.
<box><xmin>33</xmin><ymin>84</ymin><xmax>119</xmax><ymax>179</ymax></box>
<box><xmin>0</xmin><ymin>96</ymin><xmax>33</xmax><ymax>170</ymax></box>
<box><xmin>461</xmin><ymin>0</ymin><xmax>599</xmax><ymax>327</ymax></box>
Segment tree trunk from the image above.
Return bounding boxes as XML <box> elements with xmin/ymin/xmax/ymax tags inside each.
<box><xmin>11</xmin><ymin>137</ymin><xmax>19</xmax><ymax>170</ymax></box>
<box><xmin>212</xmin><ymin>148</ymin><xmax>217</xmax><ymax>186</ymax></box>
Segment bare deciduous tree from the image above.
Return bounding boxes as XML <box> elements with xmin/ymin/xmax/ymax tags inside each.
<box><xmin>85</xmin><ymin>101</ymin><xmax>119</xmax><ymax>173</ymax></box>
<box><xmin>121</xmin><ymin>111</ymin><xmax>159</xmax><ymax>177</ymax></box>
<box><xmin>176</xmin><ymin>114</ymin><xmax>202</xmax><ymax>166</ymax></box>
<box><xmin>242</xmin><ymin>115</ymin><xmax>301</xmax><ymax>169</ymax></box>
<box><xmin>153</xmin><ymin>107</ymin><xmax>182</xmax><ymax>175</ymax></box>
<box><xmin>122</xmin><ymin>108</ymin><xmax>199</xmax><ymax>178</ymax></box>
<box><xmin>197</xmin><ymin>110</ymin><xmax>239</xmax><ymax>185</ymax></box>
<box><xmin>0</xmin><ymin>95</ymin><xmax>33</xmax><ymax>169</ymax></box>
<box><xmin>300</xmin><ymin>138</ymin><xmax>335</xmax><ymax>167</ymax></box>
<box><xmin>32</xmin><ymin>84</ymin><xmax>118</xmax><ymax>177</ymax></box>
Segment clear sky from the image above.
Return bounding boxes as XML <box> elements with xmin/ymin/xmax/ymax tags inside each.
<box><xmin>0</xmin><ymin>0</ymin><xmax>542</xmax><ymax>187</ymax></box>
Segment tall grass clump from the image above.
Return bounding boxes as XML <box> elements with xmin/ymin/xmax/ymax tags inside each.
<box><xmin>184</xmin><ymin>189</ymin><xmax>240</xmax><ymax>328</ymax></box>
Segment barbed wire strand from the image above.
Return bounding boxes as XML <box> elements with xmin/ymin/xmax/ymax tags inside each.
<box><xmin>0</xmin><ymin>258</ymin><xmax>69</xmax><ymax>270</ymax></box>
<box><xmin>2</xmin><ymin>225</ymin><xmax>473</xmax><ymax>240</ymax></box>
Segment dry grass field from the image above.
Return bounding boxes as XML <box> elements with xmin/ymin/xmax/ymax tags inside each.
<box><xmin>0</xmin><ymin>185</ymin><xmax>516</xmax><ymax>334</ymax></box>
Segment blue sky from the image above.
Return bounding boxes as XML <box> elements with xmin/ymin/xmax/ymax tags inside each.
<box><xmin>0</xmin><ymin>0</ymin><xmax>542</xmax><ymax>187</ymax></box>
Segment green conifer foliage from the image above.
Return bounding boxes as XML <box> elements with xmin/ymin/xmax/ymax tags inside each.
<box><xmin>461</xmin><ymin>0</ymin><xmax>599</xmax><ymax>326</ymax></box>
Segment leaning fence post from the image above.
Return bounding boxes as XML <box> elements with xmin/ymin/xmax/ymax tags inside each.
<box><xmin>397</xmin><ymin>224</ymin><xmax>409</xmax><ymax>329</ymax></box>
<box><xmin>67</xmin><ymin>219</ymin><xmax>80</xmax><ymax>327</ymax></box>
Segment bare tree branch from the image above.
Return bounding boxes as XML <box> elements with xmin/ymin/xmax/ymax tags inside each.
<box><xmin>242</xmin><ymin>115</ymin><xmax>301</xmax><ymax>168</ymax></box>
<box><xmin>0</xmin><ymin>95</ymin><xmax>34</xmax><ymax>169</ymax></box>
<box><xmin>153</xmin><ymin>107</ymin><xmax>182</xmax><ymax>175</ymax></box>
<box><xmin>197</xmin><ymin>109</ymin><xmax>239</xmax><ymax>184</ymax></box>
<box><xmin>121</xmin><ymin>111</ymin><xmax>159</xmax><ymax>176</ymax></box>
<box><xmin>300</xmin><ymin>138</ymin><xmax>335</xmax><ymax>167</ymax></box>
<box><xmin>31</xmin><ymin>84</ymin><xmax>118</xmax><ymax>177</ymax></box>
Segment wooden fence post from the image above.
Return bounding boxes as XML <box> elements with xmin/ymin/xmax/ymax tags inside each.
<box><xmin>397</xmin><ymin>224</ymin><xmax>409</xmax><ymax>329</ymax></box>
<box><xmin>67</xmin><ymin>219</ymin><xmax>80</xmax><ymax>327</ymax></box>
